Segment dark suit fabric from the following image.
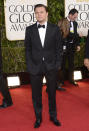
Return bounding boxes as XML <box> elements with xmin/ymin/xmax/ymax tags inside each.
<box><xmin>25</xmin><ymin>22</ymin><xmax>62</xmax><ymax>75</ymax></box>
<box><xmin>59</xmin><ymin>19</ymin><xmax>80</xmax><ymax>82</ymax></box>
<box><xmin>25</xmin><ymin>22</ymin><xmax>62</xmax><ymax>119</ymax></box>
<box><xmin>0</xmin><ymin>30</ymin><xmax>12</xmax><ymax>104</ymax></box>
<box><xmin>85</xmin><ymin>30</ymin><xmax>89</xmax><ymax>58</ymax></box>
<box><xmin>67</xmin><ymin>21</ymin><xmax>80</xmax><ymax>47</ymax></box>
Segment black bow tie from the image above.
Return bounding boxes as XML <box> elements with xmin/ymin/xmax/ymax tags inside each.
<box><xmin>38</xmin><ymin>24</ymin><xmax>45</xmax><ymax>28</ymax></box>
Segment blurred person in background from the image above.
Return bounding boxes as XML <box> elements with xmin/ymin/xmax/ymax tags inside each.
<box><xmin>57</xmin><ymin>8</ymin><xmax>81</xmax><ymax>87</ymax></box>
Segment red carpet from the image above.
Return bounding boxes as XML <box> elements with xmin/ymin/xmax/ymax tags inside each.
<box><xmin>0</xmin><ymin>79</ymin><xmax>89</xmax><ymax>131</ymax></box>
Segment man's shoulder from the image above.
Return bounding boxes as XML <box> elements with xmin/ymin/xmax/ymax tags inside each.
<box><xmin>26</xmin><ymin>23</ymin><xmax>37</xmax><ymax>30</ymax></box>
<box><xmin>48</xmin><ymin>22</ymin><xmax>59</xmax><ymax>29</ymax></box>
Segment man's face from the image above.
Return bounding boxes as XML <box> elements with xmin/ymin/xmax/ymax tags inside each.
<box><xmin>69</xmin><ymin>13</ymin><xmax>78</xmax><ymax>21</ymax></box>
<box><xmin>35</xmin><ymin>7</ymin><xmax>48</xmax><ymax>24</ymax></box>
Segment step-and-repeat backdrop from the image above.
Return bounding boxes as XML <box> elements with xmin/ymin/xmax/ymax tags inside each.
<box><xmin>4</xmin><ymin>0</ymin><xmax>47</xmax><ymax>41</ymax></box>
<box><xmin>4</xmin><ymin>0</ymin><xmax>89</xmax><ymax>40</ymax></box>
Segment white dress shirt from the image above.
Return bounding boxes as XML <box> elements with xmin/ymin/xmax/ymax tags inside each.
<box><xmin>70</xmin><ymin>22</ymin><xmax>74</xmax><ymax>33</ymax></box>
<box><xmin>37</xmin><ymin>22</ymin><xmax>47</xmax><ymax>47</ymax></box>
<box><xmin>67</xmin><ymin>17</ymin><xmax>74</xmax><ymax>33</ymax></box>
<box><xmin>67</xmin><ymin>17</ymin><xmax>74</xmax><ymax>43</ymax></box>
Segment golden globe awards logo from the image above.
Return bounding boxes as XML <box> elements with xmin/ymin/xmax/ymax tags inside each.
<box><xmin>9</xmin><ymin>5</ymin><xmax>36</xmax><ymax>31</ymax></box>
<box><xmin>65</xmin><ymin>0</ymin><xmax>89</xmax><ymax>36</ymax></box>
<box><xmin>4</xmin><ymin>0</ymin><xmax>47</xmax><ymax>40</ymax></box>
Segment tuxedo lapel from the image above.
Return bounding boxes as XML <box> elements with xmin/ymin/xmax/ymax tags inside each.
<box><xmin>33</xmin><ymin>23</ymin><xmax>43</xmax><ymax>48</ymax></box>
<box><xmin>44</xmin><ymin>22</ymin><xmax>51</xmax><ymax>47</ymax></box>
<box><xmin>73</xmin><ymin>21</ymin><xmax>77</xmax><ymax>33</ymax></box>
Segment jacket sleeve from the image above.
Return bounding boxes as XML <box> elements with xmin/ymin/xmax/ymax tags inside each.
<box><xmin>24</xmin><ymin>27</ymin><xmax>32</xmax><ymax>72</ymax></box>
<box><xmin>85</xmin><ymin>30</ymin><xmax>89</xmax><ymax>58</ymax></box>
<box><xmin>74</xmin><ymin>22</ymin><xmax>80</xmax><ymax>46</ymax></box>
<box><xmin>55</xmin><ymin>26</ymin><xmax>63</xmax><ymax>70</ymax></box>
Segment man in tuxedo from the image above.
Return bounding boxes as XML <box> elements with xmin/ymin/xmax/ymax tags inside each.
<box><xmin>25</xmin><ymin>4</ymin><xmax>62</xmax><ymax>128</ymax></box>
<box><xmin>0</xmin><ymin>27</ymin><xmax>13</xmax><ymax>109</ymax></box>
<box><xmin>84</xmin><ymin>30</ymin><xmax>89</xmax><ymax>69</ymax></box>
<box><xmin>58</xmin><ymin>9</ymin><xmax>80</xmax><ymax>86</ymax></box>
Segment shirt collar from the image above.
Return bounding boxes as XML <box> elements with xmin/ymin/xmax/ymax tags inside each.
<box><xmin>37</xmin><ymin>21</ymin><xmax>47</xmax><ymax>28</ymax></box>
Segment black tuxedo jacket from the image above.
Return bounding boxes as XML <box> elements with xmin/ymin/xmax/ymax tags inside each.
<box><xmin>67</xmin><ymin>20</ymin><xmax>80</xmax><ymax>47</ymax></box>
<box><xmin>24</xmin><ymin>22</ymin><xmax>63</xmax><ymax>75</ymax></box>
<box><xmin>85</xmin><ymin>30</ymin><xmax>89</xmax><ymax>58</ymax></box>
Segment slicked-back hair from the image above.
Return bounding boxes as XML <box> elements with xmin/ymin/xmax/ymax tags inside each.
<box><xmin>34</xmin><ymin>4</ymin><xmax>48</xmax><ymax>12</ymax></box>
<box><xmin>69</xmin><ymin>8</ymin><xmax>78</xmax><ymax>15</ymax></box>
